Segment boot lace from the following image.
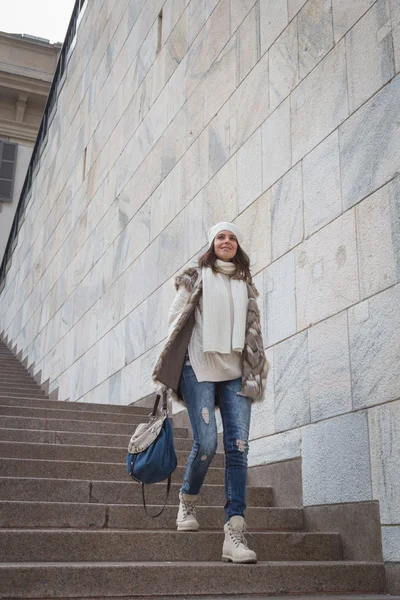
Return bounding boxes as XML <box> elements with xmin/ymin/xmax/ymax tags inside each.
<box><xmin>181</xmin><ymin>497</ymin><xmax>197</xmax><ymax>518</ymax></box>
<box><xmin>229</xmin><ymin>522</ymin><xmax>253</xmax><ymax>547</ymax></box>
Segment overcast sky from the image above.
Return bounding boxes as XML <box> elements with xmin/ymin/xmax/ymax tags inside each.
<box><xmin>1</xmin><ymin>0</ymin><xmax>76</xmax><ymax>44</ymax></box>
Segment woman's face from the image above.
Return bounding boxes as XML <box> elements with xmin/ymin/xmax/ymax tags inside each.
<box><xmin>213</xmin><ymin>230</ymin><xmax>238</xmax><ymax>261</ymax></box>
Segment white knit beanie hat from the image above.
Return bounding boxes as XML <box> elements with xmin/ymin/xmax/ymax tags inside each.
<box><xmin>208</xmin><ymin>222</ymin><xmax>244</xmax><ymax>248</ymax></box>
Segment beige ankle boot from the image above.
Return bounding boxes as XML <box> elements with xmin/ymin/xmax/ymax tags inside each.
<box><xmin>176</xmin><ymin>492</ymin><xmax>199</xmax><ymax>531</ymax></box>
<box><xmin>222</xmin><ymin>515</ymin><xmax>257</xmax><ymax>563</ymax></box>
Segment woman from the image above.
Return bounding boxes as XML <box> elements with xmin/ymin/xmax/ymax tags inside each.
<box><xmin>152</xmin><ymin>222</ymin><xmax>268</xmax><ymax>563</ymax></box>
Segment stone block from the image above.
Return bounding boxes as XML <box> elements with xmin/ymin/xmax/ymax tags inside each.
<box><xmin>261</xmin><ymin>97</ymin><xmax>291</xmax><ymax>191</ymax></box>
<box><xmin>274</xmin><ymin>331</ymin><xmax>310</xmax><ymax>432</ymax></box>
<box><xmin>203</xmin><ymin>35</ymin><xmax>237</xmax><ymax>126</ymax></box>
<box><xmin>161</xmin><ymin>0</ymin><xmax>188</xmax><ymax>43</ymax></box>
<box><xmin>271</xmin><ymin>163</ymin><xmax>303</xmax><ymax>261</ymax></box>
<box><xmin>158</xmin><ymin>211</ymin><xmax>186</xmax><ymax>283</ymax></box>
<box><xmin>165</xmin><ymin>5</ymin><xmax>189</xmax><ymax>71</ymax></box>
<box><xmin>184</xmin><ymin>190</ymin><xmax>207</xmax><ymax>261</ymax></box>
<box><xmin>206</xmin><ymin>0</ymin><xmax>219</xmax><ymax>19</ymax></box>
<box><xmin>203</xmin><ymin>156</ymin><xmax>237</xmax><ymax>231</ymax></box>
<box><xmin>185</xmin><ymin>18</ymin><xmax>211</xmax><ymax>97</ymax></box>
<box><xmin>382</xmin><ymin>526</ymin><xmax>400</xmax><ymax>561</ymax></box>
<box><xmin>332</xmin><ymin>0</ymin><xmax>376</xmax><ymax>41</ymax></box>
<box><xmin>264</xmin><ymin>250</ymin><xmax>296</xmax><ymax>346</ymax></box>
<box><xmin>230</xmin><ymin>51</ymin><xmax>269</xmax><ymax>153</ymax></box>
<box><xmin>269</xmin><ymin>18</ymin><xmax>299</xmax><ymax>111</ymax></box>
<box><xmin>349</xmin><ymin>284</ymin><xmax>400</xmax><ymax>408</ymax></box>
<box><xmin>96</xmin><ymin>321</ymin><xmax>126</xmax><ymax>384</ymax></box>
<box><xmin>205</xmin><ymin>0</ymin><xmax>231</xmax><ymax>67</ymax></box>
<box><xmin>149</xmin><ymin>183</ymin><xmax>166</xmax><ymax>243</ymax></box>
<box><xmin>208</xmin><ymin>103</ymin><xmax>230</xmax><ymax>177</ymax></box>
<box><xmin>188</xmin><ymin>0</ymin><xmax>206</xmax><ymax>46</ymax></box>
<box><xmin>340</xmin><ymin>75</ymin><xmax>400</xmax><ymax>210</ymax></box>
<box><xmin>145</xmin><ymin>286</ymin><xmax>164</xmax><ymax>350</ymax></box>
<box><xmin>125</xmin><ymin>303</ymin><xmax>146</xmax><ymax>364</ymax></box>
<box><xmin>234</xmin><ymin>190</ymin><xmax>272</xmax><ymax>274</ymax></box>
<box><xmin>237</xmin><ymin>127</ymin><xmax>263</xmax><ymax>214</ymax></box>
<box><xmin>96</xmin><ymin>275</ymin><xmax>126</xmax><ymax>339</ymax></box>
<box><xmin>298</xmin><ymin>0</ymin><xmax>334</xmax><ymax>80</ymax></box>
<box><xmin>181</xmin><ymin>129</ymin><xmax>209</xmax><ymax>208</ymax></box>
<box><xmin>248</xmin><ymin>458</ymin><xmax>303</xmax><ymax>507</ymax></box>
<box><xmin>230</xmin><ymin>0</ymin><xmax>257</xmax><ymax>33</ymax></box>
<box><xmin>162</xmin><ymin>106</ymin><xmax>188</xmax><ymax>179</ymax></box>
<box><xmin>238</xmin><ymin>5</ymin><xmax>259</xmax><ymax>84</ymax></box>
<box><xmin>291</xmin><ymin>40</ymin><xmax>348</xmax><ymax>163</ymax></box>
<box><xmin>249</xmin><ymin>348</ymin><xmax>275</xmax><ymax>440</ymax></box>
<box><xmin>260</xmin><ymin>0</ymin><xmax>289</xmax><ymax>54</ymax></box>
<box><xmin>160</xmin><ymin>161</ymin><xmax>184</xmax><ymax>227</ymax></box>
<box><xmin>114</xmin><ymin>202</ymin><xmax>151</xmax><ymax>277</ymax></box>
<box><xmin>248</xmin><ymin>429</ymin><xmax>301</xmax><ymax>467</ymax></box>
<box><xmin>288</xmin><ymin>0</ymin><xmax>307</xmax><ymax>19</ymax></box>
<box><xmin>356</xmin><ymin>175</ymin><xmax>400</xmax><ymax>299</ymax></box>
<box><xmin>346</xmin><ymin>0</ymin><xmax>395</xmax><ymax>114</ymax></box>
<box><xmin>369</xmin><ymin>400</ymin><xmax>400</xmax><ymax>524</ymax></box>
<box><xmin>121</xmin><ymin>357</ymin><xmax>141</xmax><ymax>405</ymax></box>
<box><xmin>295</xmin><ymin>210</ymin><xmax>359</xmax><ymax>329</ymax></box>
<box><xmin>123</xmin><ymin>258</ymin><xmax>145</xmax><ymax>317</ymax></box>
<box><xmin>302</xmin><ymin>411</ymin><xmax>373</xmax><ymax>506</ymax></box>
<box><xmin>391</xmin><ymin>0</ymin><xmax>400</xmax><ymax>73</ymax></box>
<box><xmin>308</xmin><ymin>311</ymin><xmax>352</xmax><ymax>421</ymax></box>
<box><xmin>302</xmin><ymin>130</ymin><xmax>342</xmax><ymax>238</ymax></box>
<box><xmin>186</xmin><ymin>78</ymin><xmax>206</xmax><ymax>141</ymax></box>
<box><xmin>303</xmin><ymin>501</ymin><xmax>383</xmax><ymax>561</ymax></box>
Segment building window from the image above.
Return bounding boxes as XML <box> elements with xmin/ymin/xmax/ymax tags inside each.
<box><xmin>0</xmin><ymin>141</ymin><xmax>18</xmax><ymax>202</ymax></box>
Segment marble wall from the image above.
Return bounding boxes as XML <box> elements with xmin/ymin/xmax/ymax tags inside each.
<box><xmin>0</xmin><ymin>0</ymin><xmax>399</xmax><ymax>564</ymax></box>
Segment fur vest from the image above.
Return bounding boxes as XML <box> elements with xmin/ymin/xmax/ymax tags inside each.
<box><xmin>151</xmin><ymin>267</ymin><xmax>269</xmax><ymax>404</ymax></box>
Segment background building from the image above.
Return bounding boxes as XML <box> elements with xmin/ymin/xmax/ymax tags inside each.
<box><xmin>0</xmin><ymin>31</ymin><xmax>61</xmax><ymax>263</ymax></box>
<box><xmin>0</xmin><ymin>0</ymin><xmax>399</xmax><ymax>591</ymax></box>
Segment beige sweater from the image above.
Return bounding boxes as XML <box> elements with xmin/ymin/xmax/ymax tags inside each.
<box><xmin>168</xmin><ymin>274</ymin><xmax>243</xmax><ymax>382</ymax></box>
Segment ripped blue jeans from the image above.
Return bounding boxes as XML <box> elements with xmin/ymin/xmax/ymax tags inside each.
<box><xmin>178</xmin><ymin>355</ymin><xmax>252</xmax><ymax>522</ymax></box>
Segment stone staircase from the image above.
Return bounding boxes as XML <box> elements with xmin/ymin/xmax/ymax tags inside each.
<box><xmin>0</xmin><ymin>339</ymin><xmax>388</xmax><ymax>598</ymax></box>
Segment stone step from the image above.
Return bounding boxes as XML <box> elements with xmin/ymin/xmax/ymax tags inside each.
<box><xmin>0</xmin><ymin>501</ymin><xmax>303</xmax><ymax>530</ymax></box>
<box><xmin>0</xmin><ymin>371</ymin><xmax>43</xmax><ymax>381</ymax></box>
<box><xmin>0</xmin><ymin>415</ymin><xmax>188</xmax><ymax>437</ymax></box>
<box><xmin>0</xmin><ymin>388</ymin><xmax>47</xmax><ymax>398</ymax></box>
<box><xmin>0</xmin><ymin>457</ymin><xmax>225</xmax><ymax>484</ymax></box>
<box><xmin>0</xmin><ymin>561</ymin><xmax>385</xmax><ymax>597</ymax></box>
<box><xmin>0</xmin><ymin>373</ymin><xmax>37</xmax><ymax>384</ymax></box>
<box><xmin>0</xmin><ymin>530</ymin><xmax>341</xmax><ymax>562</ymax></box>
<box><xmin>0</xmin><ymin>361</ymin><xmax>29</xmax><ymax>371</ymax></box>
<box><xmin>103</xmin><ymin>597</ymin><xmax>398</xmax><ymax>600</ymax></box>
<box><xmin>0</xmin><ymin>404</ymin><xmax>158</xmax><ymax>424</ymax></box>
<box><xmin>0</xmin><ymin>377</ymin><xmax>41</xmax><ymax>396</ymax></box>
<box><xmin>0</xmin><ymin>371</ymin><xmax>39</xmax><ymax>381</ymax></box>
<box><xmin>0</xmin><ymin>356</ymin><xmax>25</xmax><ymax>363</ymax></box>
<box><xmin>0</xmin><ymin>478</ymin><xmax>273</xmax><ymax>506</ymax></box>
<box><xmin>0</xmin><ymin>395</ymin><xmax>151</xmax><ymax>415</ymax></box>
<box><xmin>0</xmin><ymin>359</ymin><xmax>32</xmax><ymax>368</ymax></box>
<box><xmin>0</xmin><ymin>427</ymin><xmax>194</xmax><ymax>451</ymax></box>
<box><xmin>0</xmin><ymin>441</ymin><xmax>225</xmax><ymax>468</ymax></box>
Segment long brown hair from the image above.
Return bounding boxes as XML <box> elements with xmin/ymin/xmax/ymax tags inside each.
<box><xmin>198</xmin><ymin>240</ymin><xmax>252</xmax><ymax>284</ymax></box>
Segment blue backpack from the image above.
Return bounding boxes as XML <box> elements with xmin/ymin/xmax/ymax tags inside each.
<box><xmin>126</xmin><ymin>392</ymin><xmax>177</xmax><ymax>517</ymax></box>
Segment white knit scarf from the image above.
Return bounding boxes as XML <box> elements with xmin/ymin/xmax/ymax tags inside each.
<box><xmin>202</xmin><ymin>260</ymin><xmax>248</xmax><ymax>354</ymax></box>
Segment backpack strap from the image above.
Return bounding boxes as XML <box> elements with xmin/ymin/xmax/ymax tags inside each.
<box><xmin>150</xmin><ymin>391</ymin><xmax>168</xmax><ymax>417</ymax></box>
<box><xmin>141</xmin><ymin>476</ymin><xmax>172</xmax><ymax>518</ymax></box>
